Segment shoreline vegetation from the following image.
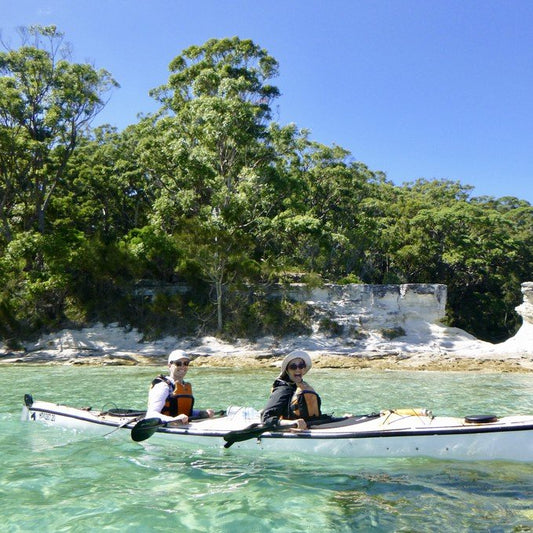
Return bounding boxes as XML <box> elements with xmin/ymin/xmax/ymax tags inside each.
<box><xmin>1</xmin><ymin>29</ymin><xmax>532</xmax><ymax>358</ymax></box>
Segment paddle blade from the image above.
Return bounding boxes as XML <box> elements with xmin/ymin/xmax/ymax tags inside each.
<box><xmin>131</xmin><ymin>418</ymin><xmax>164</xmax><ymax>442</ymax></box>
<box><xmin>223</xmin><ymin>421</ymin><xmax>298</xmax><ymax>448</ymax></box>
<box><xmin>223</xmin><ymin>423</ymin><xmax>264</xmax><ymax>448</ymax></box>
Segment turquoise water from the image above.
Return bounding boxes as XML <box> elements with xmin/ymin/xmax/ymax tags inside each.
<box><xmin>1</xmin><ymin>365</ymin><xmax>532</xmax><ymax>532</ymax></box>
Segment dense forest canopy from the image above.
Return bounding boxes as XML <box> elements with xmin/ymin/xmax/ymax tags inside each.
<box><xmin>1</xmin><ymin>26</ymin><xmax>531</xmax><ymax>348</ymax></box>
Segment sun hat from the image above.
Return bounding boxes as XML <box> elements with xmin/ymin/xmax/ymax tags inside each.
<box><xmin>168</xmin><ymin>349</ymin><xmax>191</xmax><ymax>364</ymax></box>
<box><xmin>280</xmin><ymin>350</ymin><xmax>312</xmax><ymax>376</ymax></box>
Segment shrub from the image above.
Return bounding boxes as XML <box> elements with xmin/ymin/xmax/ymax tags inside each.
<box><xmin>381</xmin><ymin>326</ymin><xmax>406</xmax><ymax>339</ymax></box>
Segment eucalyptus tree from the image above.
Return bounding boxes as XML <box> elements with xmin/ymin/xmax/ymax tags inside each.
<box><xmin>294</xmin><ymin>144</ymin><xmax>387</xmax><ymax>279</ymax></box>
<box><xmin>140</xmin><ymin>37</ymin><xmax>281</xmax><ymax>330</ymax></box>
<box><xmin>63</xmin><ymin>124</ymin><xmax>152</xmax><ymax>242</ymax></box>
<box><xmin>0</xmin><ymin>25</ymin><xmax>118</xmax><ymax>342</ymax></box>
<box><xmin>0</xmin><ymin>25</ymin><xmax>118</xmax><ymax>243</ymax></box>
<box><xmin>381</xmin><ymin>179</ymin><xmax>526</xmax><ymax>341</ymax></box>
<box><xmin>259</xmin><ymin>129</ymin><xmax>390</xmax><ymax>283</ymax></box>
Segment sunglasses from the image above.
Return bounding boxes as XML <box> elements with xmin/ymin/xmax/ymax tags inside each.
<box><xmin>288</xmin><ymin>362</ymin><xmax>306</xmax><ymax>371</ymax></box>
<box><xmin>170</xmin><ymin>360</ymin><xmax>189</xmax><ymax>367</ymax></box>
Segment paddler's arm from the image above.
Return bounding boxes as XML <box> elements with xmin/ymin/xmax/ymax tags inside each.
<box><xmin>145</xmin><ymin>410</ymin><xmax>188</xmax><ymax>425</ymax></box>
<box><xmin>261</xmin><ymin>384</ymin><xmax>305</xmax><ymax>427</ymax></box>
<box><xmin>191</xmin><ymin>408</ymin><xmax>215</xmax><ymax>419</ymax></box>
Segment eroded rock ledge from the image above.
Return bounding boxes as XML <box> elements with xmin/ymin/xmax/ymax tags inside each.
<box><xmin>1</xmin><ymin>282</ymin><xmax>532</xmax><ymax>372</ymax></box>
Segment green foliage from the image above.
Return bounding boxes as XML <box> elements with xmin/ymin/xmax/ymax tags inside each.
<box><xmin>318</xmin><ymin>316</ymin><xmax>344</xmax><ymax>336</ymax></box>
<box><xmin>59</xmin><ymin>125</ymin><xmax>151</xmax><ymax>242</ymax></box>
<box><xmin>301</xmin><ymin>272</ymin><xmax>324</xmax><ymax>288</ymax></box>
<box><xmin>0</xmin><ymin>230</ymin><xmax>78</xmax><ymax>334</ymax></box>
<box><xmin>0</xmin><ymin>25</ymin><xmax>118</xmax><ymax>241</ymax></box>
<box><xmin>222</xmin><ymin>297</ymin><xmax>312</xmax><ymax>339</ymax></box>
<box><xmin>127</xmin><ymin>291</ymin><xmax>212</xmax><ymax>340</ymax></box>
<box><xmin>120</xmin><ymin>226</ymin><xmax>183</xmax><ymax>281</ymax></box>
<box><xmin>338</xmin><ymin>274</ymin><xmax>363</xmax><ymax>285</ymax></box>
<box><xmin>1</xmin><ymin>31</ymin><xmax>531</xmax><ymax>347</ymax></box>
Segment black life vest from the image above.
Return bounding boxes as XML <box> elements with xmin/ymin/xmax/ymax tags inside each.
<box><xmin>151</xmin><ymin>375</ymin><xmax>194</xmax><ymax>417</ymax></box>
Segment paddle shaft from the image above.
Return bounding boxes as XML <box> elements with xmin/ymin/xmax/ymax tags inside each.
<box><xmin>104</xmin><ymin>413</ymin><xmax>145</xmax><ymax>437</ymax></box>
<box><xmin>222</xmin><ymin>414</ymin><xmax>376</xmax><ymax>448</ymax></box>
<box><xmin>131</xmin><ymin>410</ymin><xmax>226</xmax><ymax>442</ymax></box>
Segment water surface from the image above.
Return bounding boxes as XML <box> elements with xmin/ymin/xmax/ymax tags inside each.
<box><xmin>1</xmin><ymin>365</ymin><xmax>532</xmax><ymax>532</ymax></box>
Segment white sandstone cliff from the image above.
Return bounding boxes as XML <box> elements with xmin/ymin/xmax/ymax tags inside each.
<box><xmin>1</xmin><ymin>282</ymin><xmax>531</xmax><ymax>363</ymax></box>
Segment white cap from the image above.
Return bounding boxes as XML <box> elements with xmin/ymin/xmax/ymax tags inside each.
<box><xmin>280</xmin><ymin>350</ymin><xmax>312</xmax><ymax>376</ymax></box>
<box><xmin>168</xmin><ymin>349</ymin><xmax>191</xmax><ymax>364</ymax></box>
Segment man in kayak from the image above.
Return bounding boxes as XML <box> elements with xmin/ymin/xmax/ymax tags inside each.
<box><xmin>261</xmin><ymin>350</ymin><xmax>322</xmax><ymax>430</ymax></box>
<box><xmin>146</xmin><ymin>349</ymin><xmax>215</xmax><ymax>425</ymax></box>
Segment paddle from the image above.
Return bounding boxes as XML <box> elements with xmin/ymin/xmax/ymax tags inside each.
<box><xmin>222</xmin><ymin>413</ymin><xmax>380</xmax><ymax>448</ymax></box>
<box><xmin>131</xmin><ymin>410</ymin><xmax>227</xmax><ymax>442</ymax></box>
<box><xmin>223</xmin><ymin>421</ymin><xmax>299</xmax><ymax>448</ymax></box>
<box><xmin>131</xmin><ymin>417</ymin><xmax>166</xmax><ymax>442</ymax></box>
<box><xmin>104</xmin><ymin>413</ymin><xmax>145</xmax><ymax>437</ymax></box>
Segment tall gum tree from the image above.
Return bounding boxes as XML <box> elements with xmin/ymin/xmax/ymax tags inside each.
<box><xmin>141</xmin><ymin>37</ymin><xmax>281</xmax><ymax>331</ymax></box>
<box><xmin>0</xmin><ymin>25</ymin><xmax>118</xmax><ymax>243</ymax></box>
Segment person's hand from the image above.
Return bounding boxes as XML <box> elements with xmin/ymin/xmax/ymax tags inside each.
<box><xmin>206</xmin><ymin>409</ymin><xmax>215</xmax><ymax>418</ymax></box>
<box><xmin>290</xmin><ymin>418</ymin><xmax>307</xmax><ymax>430</ymax></box>
<box><xmin>169</xmin><ymin>414</ymin><xmax>188</xmax><ymax>426</ymax></box>
<box><xmin>296</xmin><ymin>418</ymin><xmax>307</xmax><ymax>429</ymax></box>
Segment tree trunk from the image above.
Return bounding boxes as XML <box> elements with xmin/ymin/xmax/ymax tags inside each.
<box><xmin>216</xmin><ymin>278</ymin><xmax>223</xmax><ymax>331</ymax></box>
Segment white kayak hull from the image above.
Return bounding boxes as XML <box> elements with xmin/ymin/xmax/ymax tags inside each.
<box><xmin>21</xmin><ymin>396</ymin><xmax>533</xmax><ymax>462</ymax></box>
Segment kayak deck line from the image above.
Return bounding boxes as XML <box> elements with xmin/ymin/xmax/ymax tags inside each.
<box><xmin>257</xmin><ymin>422</ymin><xmax>533</xmax><ymax>440</ymax></box>
<box><xmin>27</xmin><ymin>404</ymin><xmax>143</xmax><ymax>430</ymax></box>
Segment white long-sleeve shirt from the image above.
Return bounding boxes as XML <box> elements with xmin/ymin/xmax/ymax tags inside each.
<box><xmin>146</xmin><ymin>377</ymin><xmax>202</xmax><ymax>422</ymax></box>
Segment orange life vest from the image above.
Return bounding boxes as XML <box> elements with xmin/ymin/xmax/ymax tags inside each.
<box><xmin>151</xmin><ymin>376</ymin><xmax>194</xmax><ymax>417</ymax></box>
<box><xmin>289</xmin><ymin>383</ymin><xmax>321</xmax><ymax>420</ymax></box>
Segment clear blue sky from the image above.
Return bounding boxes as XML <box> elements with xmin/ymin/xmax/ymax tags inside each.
<box><xmin>2</xmin><ymin>0</ymin><xmax>532</xmax><ymax>203</ymax></box>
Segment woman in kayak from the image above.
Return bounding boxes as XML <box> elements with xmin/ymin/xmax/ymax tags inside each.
<box><xmin>261</xmin><ymin>350</ymin><xmax>322</xmax><ymax>430</ymax></box>
<box><xmin>146</xmin><ymin>349</ymin><xmax>215</xmax><ymax>425</ymax></box>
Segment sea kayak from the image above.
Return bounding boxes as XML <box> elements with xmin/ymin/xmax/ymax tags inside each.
<box><xmin>21</xmin><ymin>394</ymin><xmax>533</xmax><ymax>461</ymax></box>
